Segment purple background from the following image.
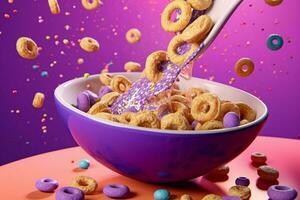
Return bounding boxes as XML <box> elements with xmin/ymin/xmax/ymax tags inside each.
<box><xmin>0</xmin><ymin>0</ymin><xmax>299</xmax><ymax>165</ymax></box>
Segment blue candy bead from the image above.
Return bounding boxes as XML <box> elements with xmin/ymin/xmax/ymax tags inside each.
<box><xmin>267</xmin><ymin>34</ymin><xmax>284</xmax><ymax>50</ymax></box>
<box><xmin>235</xmin><ymin>177</ymin><xmax>250</xmax><ymax>186</ymax></box>
<box><xmin>41</xmin><ymin>71</ymin><xmax>48</xmax><ymax>77</ymax></box>
<box><xmin>79</xmin><ymin>159</ymin><xmax>90</xmax><ymax>169</ymax></box>
<box><xmin>154</xmin><ymin>189</ymin><xmax>170</xmax><ymax>200</ymax></box>
<box><xmin>267</xmin><ymin>185</ymin><xmax>298</xmax><ymax>200</ymax></box>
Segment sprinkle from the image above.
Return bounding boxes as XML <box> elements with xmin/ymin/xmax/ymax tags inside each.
<box><xmin>83</xmin><ymin>73</ymin><xmax>90</xmax><ymax>78</ymax></box>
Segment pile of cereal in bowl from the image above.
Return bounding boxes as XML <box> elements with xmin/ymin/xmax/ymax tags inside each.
<box><xmin>76</xmin><ymin>73</ymin><xmax>257</xmax><ymax>131</ymax></box>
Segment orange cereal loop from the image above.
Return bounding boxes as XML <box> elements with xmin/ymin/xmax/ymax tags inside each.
<box><xmin>265</xmin><ymin>0</ymin><xmax>283</xmax><ymax>6</ymax></box>
<box><xmin>79</xmin><ymin>37</ymin><xmax>100</xmax><ymax>52</ymax></box>
<box><xmin>126</xmin><ymin>28</ymin><xmax>141</xmax><ymax>44</ymax></box>
<box><xmin>145</xmin><ymin>51</ymin><xmax>168</xmax><ymax>83</ymax></box>
<box><xmin>110</xmin><ymin>75</ymin><xmax>132</xmax><ymax>93</ymax></box>
<box><xmin>70</xmin><ymin>176</ymin><xmax>98</xmax><ymax>194</ymax></box>
<box><xmin>16</xmin><ymin>37</ymin><xmax>39</xmax><ymax>59</ymax></box>
<box><xmin>100</xmin><ymin>92</ymin><xmax>120</xmax><ymax>106</ymax></box>
<box><xmin>48</xmin><ymin>0</ymin><xmax>60</xmax><ymax>14</ymax></box>
<box><xmin>234</xmin><ymin>58</ymin><xmax>255</xmax><ymax>77</ymax></box>
<box><xmin>196</xmin><ymin>120</ymin><xmax>223</xmax><ymax>130</ymax></box>
<box><xmin>161</xmin><ymin>0</ymin><xmax>192</xmax><ymax>32</ymax></box>
<box><xmin>88</xmin><ymin>102</ymin><xmax>108</xmax><ymax>115</ymax></box>
<box><xmin>181</xmin><ymin>15</ymin><xmax>213</xmax><ymax>43</ymax></box>
<box><xmin>81</xmin><ymin>0</ymin><xmax>100</xmax><ymax>10</ymax></box>
<box><xmin>124</xmin><ymin>61</ymin><xmax>141</xmax><ymax>72</ymax></box>
<box><xmin>32</xmin><ymin>92</ymin><xmax>45</xmax><ymax>109</ymax></box>
<box><xmin>237</xmin><ymin>103</ymin><xmax>256</xmax><ymax>122</ymax></box>
<box><xmin>99</xmin><ymin>73</ymin><xmax>112</xmax><ymax>86</ymax></box>
<box><xmin>167</xmin><ymin>35</ymin><xmax>199</xmax><ymax>65</ymax></box>
<box><xmin>161</xmin><ymin>113</ymin><xmax>191</xmax><ymax>130</ymax></box>
<box><xmin>129</xmin><ymin>111</ymin><xmax>160</xmax><ymax>129</ymax></box>
<box><xmin>216</xmin><ymin>102</ymin><xmax>240</xmax><ymax>121</ymax></box>
<box><xmin>202</xmin><ymin>194</ymin><xmax>222</xmax><ymax>200</ymax></box>
<box><xmin>187</xmin><ymin>0</ymin><xmax>213</xmax><ymax>10</ymax></box>
<box><xmin>191</xmin><ymin>93</ymin><xmax>221</xmax><ymax>123</ymax></box>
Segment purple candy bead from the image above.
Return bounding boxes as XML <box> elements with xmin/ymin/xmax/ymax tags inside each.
<box><xmin>223</xmin><ymin>112</ymin><xmax>240</xmax><ymax>128</ymax></box>
<box><xmin>77</xmin><ymin>90</ymin><xmax>98</xmax><ymax>112</ymax></box>
<box><xmin>98</xmin><ymin>86</ymin><xmax>112</xmax><ymax>99</ymax></box>
<box><xmin>192</xmin><ymin>120</ymin><xmax>198</xmax><ymax>130</ymax></box>
<box><xmin>223</xmin><ymin>196</ymin><xmax>241</xmax><ymax>200</ymax></box>
<box><xmin>55</xmin><ymin>187</ymin><xmax>84</xmax><ymax>200</ymax></box>
<box><xmin>235</xmin><ymin>177</ymin><xmax>250</xmax><ymax>186</ymax></box>
<box><xmin>267</xmin><ymin>185</ymin><xmax>298</xmax><ymax>200</ymax></box>
<box><xmin>84</xmin><ymin>90</ymin><xmax>98</xmax><ymax>105</ymax></box>
<box><xmin>35</xmin><ymin>178</ymin><xmax>58</xmax><ymax>193</ymax></box>
<box><xmin>103</xmin><ymin>184</ymin><xmax>130</xmax><ymax>198</ymax></box>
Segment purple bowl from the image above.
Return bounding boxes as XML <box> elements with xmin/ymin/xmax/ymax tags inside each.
<box><xmin>54</xmin><ymin>72</ymin><xmax>268</xmax><ymax>183</ymax></box>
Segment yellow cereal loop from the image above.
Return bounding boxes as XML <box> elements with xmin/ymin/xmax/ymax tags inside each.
<box><xmin>88</xmin><ymin>102</ymin><xmax>108</xmax><ymax>115</ymax></box>
<box><xmin>170</xmin><ymin>95</ymin><xmax>190</xmax><ymax>106</ymax></box>
<box><xmin>237</xmin><ymin>103</ymin><xmax>256</xmax><ymax>122</ymax></box>
<box><xmin>145</xmin><ymin>51</ymin><xmax>168</xmax><ymax>83</ymax></box>
<box><xmin>187</xmin><ymin>0</ymin><xmax>212</xmax><ymax>10</ymax></box>
<box><xmin>100</xmin><ymin>92</ymin><xmax>120</xmax><ymax>106</ymax></box>
<box><xmin>240</xmin><ymin>119</ymin><xmax>249</xmax><ymax>125</ymax></box>
<box><xmin>99</xmin><ymin>73</ymin><xmax>112</xmax><ymax>86</ymax></box>
<box><xmin>161</xmin><ymin>0</ymin><xmax>192</xmax><ymax>32</ymax></box>
<box><xmin>116</xmin><ymin>112</ymin><xmax>135</xmax><ymax>124</ymax></box>
<box><xmin>228</xmin><ymin>185</ymin><xmax>251</xmax><ymax>200</ymax></box>
<box><xmin>124</xmin><ymin>61</ymin><xmax>141</xmax><ymax>72</ymax></box>
<box><xmin>48</xmin><ymin>0</ymin><xmax>60</xmax><ymax>14</ymax></box>
<box><xmin>79</xmin><ymin>37</ymin><xmax>100</xmax><ymax>52</ymax></box>
<box><xmin>216</xmin><ymin>102</ymin><xmax>240</xmax><ymax>121</ymax></box>
<box><xmin>191</xmin><ymin>93</ymin><xmax>221</xmax><ymax>123</ymax></box>
<box><xmin>16</xmin><ymin>37</ymin><xmax>39</xmax><ymax>59</ymax></box>
<box><xmin>184</xmin><ymin>87</ymin><xmax>207</xmax><ymax>100</ymax></box>
<box><xmin>201</xmin><ymin>194</ymin><xmax>222</xmax><ymax>200</ymax></box>
<box><xmin>161</xmin><ymin>113</ymin><xmax>191</xmax><ymax>130</ymax></box>
<box><xmin>70</xmin><ymin>176</ymin><xmax>98</xmax><ymax>194</ymax></box>
<box><xmin>94</xmin><ymin>112</ymin><xmax>119</xmax><ymax>122</ymax></box>
<box><xmin>129</xmin><ymin>111</ymin><xmax>160</xmax><ymax>129</ymax></box>
<box><xmin>167</xmin><ymin>35</ymin><xmax>199</xmax><ymax>65</ymax></box>
<box><xmin>81</xmin><ymin>0</ymin><xmax>100</xmax><ymax>10</ymax></box>
<box><xmin>196</xmin><ymin>120</ymin><xmax>223</xmax><ymax>130</ymax></box>
<box><xmin>126</xmin><ymin>28</ymin><xmax>141</xmax><ymax>44</ymax></box>
<box><xmin>110</xmin><ymin>75</ymin><xmax>132</xmax><ymax>93</ymax></box>
<box><xmin>32</xmin><ymin>92</ymin><xmax>45</xmax><ymax>109</ymax></box>
<box><xmin>181</xmin><ymin>15</ymin><xmax>213</xmax><ymax>43</ymax></box>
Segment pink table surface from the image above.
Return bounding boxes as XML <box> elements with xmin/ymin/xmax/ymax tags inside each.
<box><xmin>0</xmin><ymin>136</ymin><xmax>299</xmax><ymax>199</ymax></box>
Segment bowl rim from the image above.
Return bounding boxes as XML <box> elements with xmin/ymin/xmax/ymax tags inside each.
<box><xmin>54</xmin><ymin>72</ymin><xmax>268</xmax><ymax>135</ymax></box>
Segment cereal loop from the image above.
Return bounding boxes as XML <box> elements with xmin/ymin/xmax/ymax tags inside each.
<box><xmin>110</xmin><ymin>75</ymin><xmax>132</xmax><ymax>93</ymax></box>
<box><xmin>32</xmin><ymin>92</ymin><xmax>45</xmax><ymax>109</ymax></box>
<box><xmin>237</xmin><ymin>103</ymin><xmax>256</xmax><ymax>122</ymax></box>
<box><xmin>80</xmin><ymin>37</ymin><xmax>100</xmax><ymax>52</ymax></box>
<box><xmin>161</xmin><ymin>113</ymin><xmax>191</xmax><ymax>130</ymax></box>
<box><xmin>187</xmin><ymin>0</ymin><xmax>212</xmax><ymax>10</ymax></box>
<box><xmin>16</xmin><ymin>37</ymin><xmax>39</xmax><ymax>59</ymax></box>
<box><xmin>100</xmin><ymin>92</ymin><xmax>120</xmax><ymax>106</ymax></box>
<box><xmin>265</xmin><ymin>0</ymin><xmax>283</xmax><ymax>6</ymax></box>
<box><xmin>184</xmin><ymin>87</ymin><xmax>206</xmax><ymax>100</ymax></box>
<box><xmin>191</xmin><ymin>93</ymin><xmax>221</xmax><ymax>123</ymax></box>
<box><xmin>81</xmin><ymin>0</ymin><xmax>100</xmax><ymax>10</ymax></box>
<box><xmin>216</xmin><ymin>102</ymin><xmax>240</xmax><ymax>121</ymax></box>
<box><xmin>124</xmin><ymin>61</ymin><xmax>141</xmax><ymax>72</ymax></box>
<box><xmin>99</xmin><ymin>73</ymin><xmax>112</xmax><ymax>86</ymax></box>
<box><xmin>129</xmin><ymin>111</ymin><xmax>160</xmax><ymax>129</ymax></box>
<box><xmin>196</xmin><ymin>120</ymin><xmax>223</xmax><ymax>130</ymax></box>
<box><xmin>181</xmin><ymin>15</ymin><xmax>213</xmax><ymax>43</ymax></box>
<box><xmin>228</xmin><ymin>185</ymin><xmax>251</xmax><ymax>200</ymax></box>
<box><xmin>145</xmin><ymin>51</ymin><xmax>168</xmax><ymax>83</ymax></box>
<box><xmin>170</xmin><ymin>95</ymin><xmax>190</xmax><ymax>106</ymax></box>
<box><xmin>88</xmin><ymin>102</ymin><xmax>109</xmax><ymax>115</ymax></box>
<box><xmin>240</xmin><ymin>119</ymin><xmax>249</xmax><ymax>125</ymax></box>
<box><xmin>167</xmin><ymin>35</ymin><xmax>199</xmax><ymax>65</ymax></box>
<box><xmin>161</xmin><ymin>0</ymin><xmax>192</xmax><ymax>32</ymax></box>
<box><xmin>70</xmin><ymin>176</ymin><xmax>98</xmax><ymax>194</ymax></box>
<box><xmin>126</xmin><ymin>28</ymin><xmax>141</xmax><ymax>44</ymax></box>
<box><xmin>48</xmin><ymin>0</ymin><xmax>60</xmax><ymax>14</ymax></box>
<box><xmin>116</xmin><ymin>112</ymin><xmax>135</xmax><ymax>124</ymax></box>
<box><xmin>95</xmin><ymin>112</ymin><xmax>119</xmax><ymax>122</ymax></box>
<box><xmin>234</xmin><ymin>58</ymin><xmax>255</xmax><ymax>77</ymax></box>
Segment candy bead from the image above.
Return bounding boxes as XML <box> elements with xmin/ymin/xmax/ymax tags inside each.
<box><xmin>180</xmin><ymin>194</ymin><xmax>192</xmax><ymax>200</ymax></box>
<box><xmin>267</xmin><ymin>185</ymin><xmax>298</xmax><ymax>200</ymax></box>
<box><xmin>103</xmin><ymin>184</ymin><xmax>130</xmax><ymax>198</ymax></box>
<box><xmin>207</xmin><ymin>165</ymin><xmax>230</xmax><ymax>177</ymax></box>
<box><xmin>267</xmin><ymin>34</ymin><xmax>284</xmax><ymax>50</ymax></box>
<box><xmin>191</xmin><ymin>120</ymin><xmax>198</xmax><ymax>130</ymax></box>
<box><xmin>154</xmin><ymin>189</ymin><xmax>170</xmax><ymax>200</ymax></box>
<box><xmin>228</xmin><ymin>186</ymin><xmax>251</xmax><ymax>200</ymax></box>
<box><xmin>98</xmin><ymin>86</ymin><xmax>112</xmax><ymax>99</ymax></box>
<box><xmin>77</xmin><ymin>90</ymin><xmax>98</xmax><ymax>112</ymax></box>
<box><xmin>41</xmin><ymin>71</ymin><xmax>48</xmax><ymax>77</ymax></box>
<box><xmin>55</xmin><ymin>186</ymin><xmax>84</xmax><ymax>200</ymax></box>
<box><xmin>235</xmin><ymin>177</ymin><xmax>250</xmax><ymax>186</ymax></box>
<box><xmin>257</xmin><ymin>165</ymin><xmax>279</xmax><ymax>181</ymax></box>
<box><xmin>202</xmin><ymin>194</ymin><xmax>222</xmax><ymax>200</ymax></box>
<box><xmin>35</xmin><ymin>178</ymin><xmax>58</xmax><ymax>192</ymax></box>
<box><xmin>223</xmin><ymin>112</ymin><xmax>240</xmax><ymax>128</ymax></box>
<box><xmin>79</xmin><ymin>159</ymin><xmax>90</xmax><ymax>169</ymax></box>
<box><xmin>251</xmin><ymin>152</ymin><xmax>267</xmax><ymax>164</ymax></box>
